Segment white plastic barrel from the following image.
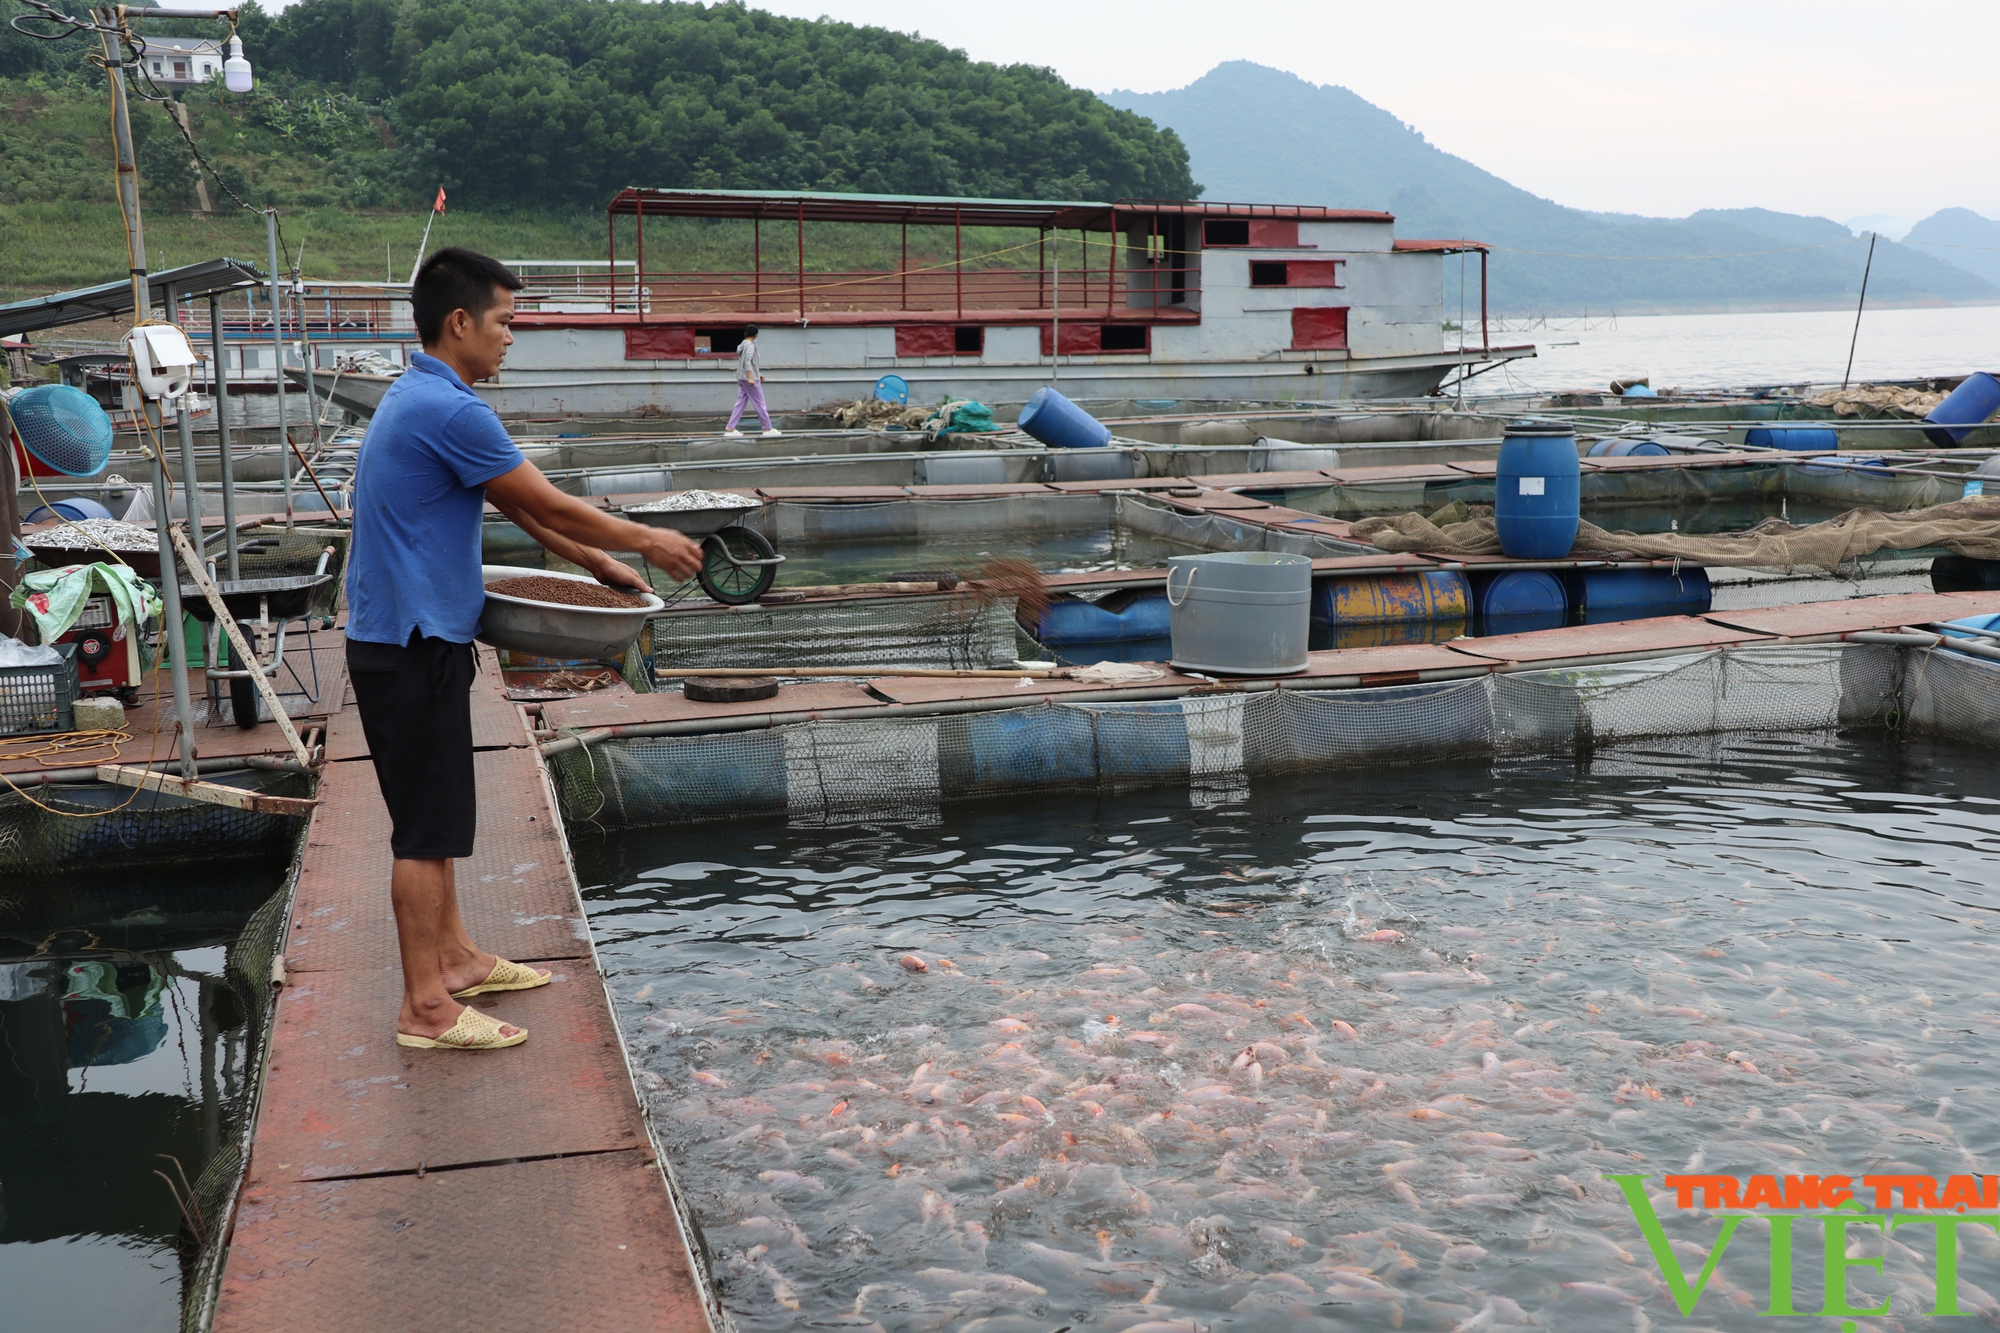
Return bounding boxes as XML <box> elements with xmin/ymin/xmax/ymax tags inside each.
<box><xmin>1164</xmin><ymin>551</ymin><xmax>1313</xmax><ymax>675</ymax></box>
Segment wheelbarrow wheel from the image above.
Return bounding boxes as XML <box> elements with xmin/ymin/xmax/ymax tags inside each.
<box><xmin>697</xmin><ymin>525</ymin><xmax>778</xmax><ymax>605</ymax></box>
<box><xmin>225</xmin><ymin>622</ymin><xmax>259</xmax><ymax>729</ymax></box>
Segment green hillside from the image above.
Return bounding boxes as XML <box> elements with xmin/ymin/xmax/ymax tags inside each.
<box><xmin>0</xmin><ymin>0</ymin><xmax>1196</xmax><ymax>300</ymax></box>
<box><xmin>1104</xmin><ymin>62</ymin><xmax>1997</xmax><ymax>315</ymax></box>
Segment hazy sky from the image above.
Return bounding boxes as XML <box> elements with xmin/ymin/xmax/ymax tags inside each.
<box><xmin>745</xmin><ymin>0</ymin><xmax>2000</xmax><ymax>228</ymax></box>
<box><xmin>231</xmin><ymin>0</ymin><xmax>1998</xmax><ymax>226</ymax></box>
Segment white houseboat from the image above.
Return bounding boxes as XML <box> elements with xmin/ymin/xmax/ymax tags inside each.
<box><xmin>486</xmin><ymin>189</ymin><xmax>1532</xmax><ymax>417</ymax></box>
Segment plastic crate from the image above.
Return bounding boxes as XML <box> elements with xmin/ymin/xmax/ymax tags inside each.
<box><xmin>0</xmin><ymin>642</ymin><xmax>80</xmax><ymax>736</ymax></box>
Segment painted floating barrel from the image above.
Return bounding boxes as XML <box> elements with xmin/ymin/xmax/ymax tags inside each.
<box><xmin>1034</xmin><ymin>592</ymin><xmax>1171</xmax><ymax>646</ymax></box>
<box><xmin>1586</xmin><ymin>437</ymin><xmax>1670</xmax><ymax>458</ymax></box>
<box><xmin>1494</xmin><ymin>421</ymin><xmax>1580</xmax><ymax>559</ymax></box>
<box><xmin>23</xmin><ymin>497</ymin><xmax>115</xmax><ymax>524</ymax></box>
<box><xmin>1477</xmin><ymin>570</ymin><xmax>1568</xmax><ymax>635</ymax></box>
<box><xmin>1744</xmin><ymin>426</ymin><xmax>1840</xmax><ymax>452</ymax></box>
<box><xmin>1018</xmin><ymin>386</ymin><xmax>1112</xmax><ymax>449</ymax></box>
<box><xmin>1312</xmin><ymin>570</ymin><xmax>1468</xmax><ymax>625</ymax></box>
<box><xmin>1165</xmin><ymin>551</ymin><xmax>1312</xmax><ymax>676</ymax></box>
<box><xmin>1573</xmin><ymin>568</ymin><xmax>1712</xmax><ymax>624</ymax></box>
<box><xmin>1923</xmin><ymin>371</ymin><xmax>2000</xmax><ymax>447</ymax></box>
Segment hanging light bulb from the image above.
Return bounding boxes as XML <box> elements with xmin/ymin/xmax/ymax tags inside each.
<box><xmin>223</xmin><ymin>34</ymin><xmax>252</xmax><ymax>93</ymax></box>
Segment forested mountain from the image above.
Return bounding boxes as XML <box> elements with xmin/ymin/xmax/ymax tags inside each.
<box><xmin>1905</xmin><ymin>209</ymin><xmax>2000</xmax><ymax>288</ymax></box>
<box><xmin>1106</xmin><ymin>62</ymin><xmax>1996</xmax><ymax>314</ymax></box>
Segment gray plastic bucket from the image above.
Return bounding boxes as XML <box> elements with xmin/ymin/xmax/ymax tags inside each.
<box><xmin>1165</xmin><ymin>551</ymin><xmax>1312</xmax><ymax>675</ymax></box>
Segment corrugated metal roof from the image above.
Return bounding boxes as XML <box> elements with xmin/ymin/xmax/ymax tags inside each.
<box><xmin>1393</xmin><ymin>238</ymin><xmax>1490</xmax><ymax>253</ymax></box>
<box><xmin>0</xmin><ymin>258</ymin><xmax>265</xmax><ymax>338</ymax></box>
<box><xmin>610</xmin><ymin>188</ymin><xmax>1396</xmax><ymax>230</ymax></box>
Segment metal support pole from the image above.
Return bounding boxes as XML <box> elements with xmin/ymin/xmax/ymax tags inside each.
<box><xmin>165</xmin><ymin>286</ymin><xmax>203</xmax><ymax>546</ymax></box>
<box><xmin>300</xmin><ymin>285</ymin><xmax>323</xmax><ymax>453</ymax></box>
<box><xmin>1843</xmin><ymin>232</ymin><xmax>1877</xmax><ymax>390</ymax></box>
<box><xmin>97</xmin><ymin>10</ymin><xmax>196</xmax><ymax>777</ymax></box>
<box><xmin>902</xmin><ymin>222</ymin><xmax>908</xmax><ymax>311</ymax></box>
<box><xmin>266</xmin><ymin>210</ymin><xmax>291</xmax><ymax>522</ymax></box>
<box><xmin>1052</xmin><ymin>234</ymin><xmax>1061</xmax><ymax>386</ymax></box>
<box><xmin>954</xmin><ymin>205</ymin><xmax>963</xmax><ymax>320</ymax></box>
<box><xmin>753</xmin><ymin>214</ymin><xmax>761</xmax><ymax>313</ymax></box>
<box><xmin>0</xmin><ymin>398</ymin><xmax>21</xmax><ymax>640</ymax></box>
<box><xmin>148</xmin><ymin>423</ymin><xmax>199</xmax><ymax>778</ymax></box>
<box><xmin>606</xmin><ymin>205</ymin><xmax>617</xmax><ymax>309</ymax></box>
<box><xmin>208</xmin><ymin>292</ymin><xmax>239</xmax><ymax>578</ymax></box>
<box><xmin>1480</xmin><ymin>248</ymin><xmax>1490</xmax><ymax>354</ymax></box>
<box><xmin>796</xmin><ymin>200</ymin><xmax>805</xmax><ymax>320</ymax></box>
<box><xmin>634</xmin><ymin>195</ymin><xmax>645</xmax><ymax>320</ymax></box>
<box><xmin>1108</xmin><ymin>207</ymin><xmax>1117</xmax><ymax>315</ymax></box>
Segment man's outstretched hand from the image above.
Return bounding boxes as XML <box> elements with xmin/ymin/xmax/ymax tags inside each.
<box><xmin>633</xmin><ymin>528</ymin><xmax>702</xmax><ymax>580</ymax></box>
<box><xmin>586</xmin><ymin>556</ymin><xmax>654</xmax><ymax>593</ymax></box>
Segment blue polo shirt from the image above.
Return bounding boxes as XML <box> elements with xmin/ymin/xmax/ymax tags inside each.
<box><xmin>346</xmin><ymin>352</ymin><xmax>524</xmax><ymax>645</ymax></box>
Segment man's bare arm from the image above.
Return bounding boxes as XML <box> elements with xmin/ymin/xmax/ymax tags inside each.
<box><xmin>484</xmin><ymin>461</ymin><xmax>702</xmax><ymax>583</ymax></box>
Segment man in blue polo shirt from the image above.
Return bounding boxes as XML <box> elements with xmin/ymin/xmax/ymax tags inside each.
<box><xmin>347</xmin><ymin>248</ymin><xmax>700</xmax><ymax>1052</ymax></box>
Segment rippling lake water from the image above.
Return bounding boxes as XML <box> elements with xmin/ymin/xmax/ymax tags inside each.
<box><xmin>579</xmin><ymin>732</ymin><xmax>2000</xmax><ymax>1332</ymax></box>
<box><xmin>1481</xmin><ymin>304</ymin><xmax>2000</xmax><ymax>394</ymax></box>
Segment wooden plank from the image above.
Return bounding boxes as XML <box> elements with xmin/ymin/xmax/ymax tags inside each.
<box><xmin>95</xmin><ymin>763</ymin><xmax>317</xmax><ymax>816</ymax></box>
<box><xmin>1705</xmin><ymin>591</ymin><xmax>2000</xmax><ymax>638</ymax></box>
<box><xmin>541</xmin><ymin>680</ymin><xmax>882</xmax><ymax>730</ymax></box>
<box><xmin>1446</xmin><ymin>615</ymin><xmax>1765</xmax><ymax>665</ymax></box>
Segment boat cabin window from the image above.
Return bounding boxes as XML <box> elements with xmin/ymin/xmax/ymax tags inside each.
<box><xmin>1203</xmin><ymin>219</ymin><xmax>1250</xmax><ymax>247</ymax></box>
<box><xmin>1100</xmin><ymin>325</ymin><xmax>1149</xmax><ymax>353</ymax></box>
<box><xmin>954</xmin><ymin>325</ymin><xmax>984</xmax><ymax>355</ymax></box>
<box><xmin>693</xmin><ymin>327</ymin><xmax>747</xmax><ymax>355</ymax></box>
<box><xmin>1250</xmin><ymin>261</ymin><xmax>1289</xmax><ymax>287</ymax></box>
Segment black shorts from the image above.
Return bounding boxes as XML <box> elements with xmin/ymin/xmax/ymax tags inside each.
<box><xmin>346</xmin><ymin>633</ymin><xmax>478</xmax><ymax>861</ymax></box>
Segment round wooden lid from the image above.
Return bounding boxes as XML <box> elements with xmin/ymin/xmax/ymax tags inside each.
<box><xmin>682</xmin><ymin>676</ymin><xmax>780</xmax><ymax>703</ymax></box>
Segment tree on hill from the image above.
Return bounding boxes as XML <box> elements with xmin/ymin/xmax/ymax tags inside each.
<box><xmin>245</xmin><ymin>0</ymin><xmax>1196</xmax><ymax>209</ymax></box>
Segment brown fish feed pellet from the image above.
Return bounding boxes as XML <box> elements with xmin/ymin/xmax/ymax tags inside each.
<box><xmin>487</xmin><ymin>575</ymin><xmax>649</xmax><ymax>609</ymax></box>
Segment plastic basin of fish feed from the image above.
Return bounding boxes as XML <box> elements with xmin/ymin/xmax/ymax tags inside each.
<box><xmin>1165</xmin><ymin>551</ymin><xmax>1312</xmax><ymax>676</ymax></box>
<box><xmin>477</xmin><ymin>565</ymin><xmax>663</xmax><ymax>660</ymax></box>
<box><xmin>620</xmin><ymin>501</ymin><xmax>756</xmax><ymax>536</ymax></box>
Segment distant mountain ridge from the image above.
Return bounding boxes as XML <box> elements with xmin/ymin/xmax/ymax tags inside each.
<box><xmin>1105</xmin><ymin>62</ymin><xmax>1996</xmax><ymax>314</ymax></box>
<box><xmin>1905</xmin><ymin>208</ymin><xmax>2000</xmax><ymax>288</ymax></box>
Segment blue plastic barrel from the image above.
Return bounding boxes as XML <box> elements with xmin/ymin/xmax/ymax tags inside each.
<box><xmin>1034</xmin><ymin>593</ymin><xmax>1172</xmax><ymax>645</ymax></box>
<box><xmin>1745</xmin><ymin>426</ymin><xmax>1839</xmax><ymax>452</ymax></box>
<box><xmin>1018</xmin><ymin>386</ymin><xmax>1112</xmax><ymax>449</ymax></box>
<box><xmin>1574</xmin><ymin>568</ymin><xmax>1712</xmax><ymax>624</ymax></box>
<box><xmin>1494</xmin><ymin>421</ymin><xmax>1580</xmax><ymax>559</ymax></box>
<box><xmin>1480</xmin><ymin>570</ymin><xmax>1567</xmax><ymax>618</ymax></box>
<box><xmin>1586</xmin><ymin>437</ymin><xmax>1670</xmax><ymax>458</ymax></box>
<box><xmin>1923</xmin><ymin>371</ymin><xmax>2000</xmax><ymax>447</ymax></box>
<box><xmin>23</xmin><ymin>497</ymin><xmax>115</xmax><ymax>524</ymax></box>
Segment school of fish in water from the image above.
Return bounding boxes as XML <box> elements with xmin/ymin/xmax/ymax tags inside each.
<box><xmin>577</xmin><ymin>733</ymin><xmax>2000</xmax><ymax>1332</ymax></box>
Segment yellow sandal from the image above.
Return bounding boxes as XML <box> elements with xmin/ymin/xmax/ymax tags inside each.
<box><xmin>451</xmin><ymin>957</ymin><xmax>552</xmax><ymax>999</ymax></box>
<box><xmin>396</xmin><ymin>1006</ymin><xmax>528</xmax><ymax>1050</ymax></box>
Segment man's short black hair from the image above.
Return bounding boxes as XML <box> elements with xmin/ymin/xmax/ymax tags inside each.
<box><xmin>744</xmin><ymin>325</ymin><xmax>758</xmax><ymax>337</ymax></box>
<box><xmin>411</xmin><ymin>247</ymin><xmax>524</xmax><ymax>345</ymax></box>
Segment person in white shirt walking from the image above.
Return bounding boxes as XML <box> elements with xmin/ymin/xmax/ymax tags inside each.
<box><xmin>725</xmin><ymin>325</ymin><xmax>780</xmax><ymax>438</ymax></box>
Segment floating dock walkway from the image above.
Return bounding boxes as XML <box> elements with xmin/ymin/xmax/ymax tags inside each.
<box><xmin>200</xmin><ymin>646</ymin><xmax>714</xmax><ymax>1332</ymax></box>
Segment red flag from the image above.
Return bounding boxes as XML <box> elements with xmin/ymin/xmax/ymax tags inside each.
<box><xmin>433</xmin><ymin>187</ymin><xmax>447</xmax><ymax>214</ymax></box>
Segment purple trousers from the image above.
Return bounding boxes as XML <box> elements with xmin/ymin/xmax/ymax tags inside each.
<box><xmin>727</xmin><ymin>379</ymin><xmax>771</xmax><ymax>430</ymax></box>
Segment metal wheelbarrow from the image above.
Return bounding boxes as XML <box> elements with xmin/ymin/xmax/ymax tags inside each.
<box><xmin>622</xmin><ymin>499</ymin><xmax>785</xmax><ymax>606</ymax></box>
<box><xmin>181</xmin><ymin>547</ymin><xmax>335</xmax><ymax>728</ymax></box>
